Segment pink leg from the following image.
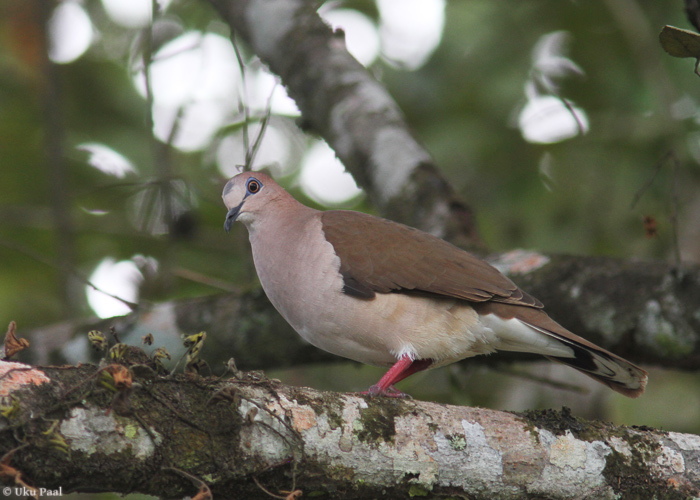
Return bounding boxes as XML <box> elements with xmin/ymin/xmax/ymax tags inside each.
<box><xmin>363</xmin><ymin>355</ymin><xmax>433</xmax><ymax>397</ymax></box>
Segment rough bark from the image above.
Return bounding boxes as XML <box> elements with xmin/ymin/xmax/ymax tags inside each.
<box><xmin>1</xmin><ymin>359</ymin><xmax>697</xmax><ymax>500</ymax></box>
<box><xmin>206</xmin><ymin>0</ymin><xmax>481</xmax><ymax>249</ymax></box>
<box><xmin>22</xmin><ymin>252</ymin><xmax>700</xmax><ymax>372</ymax></box>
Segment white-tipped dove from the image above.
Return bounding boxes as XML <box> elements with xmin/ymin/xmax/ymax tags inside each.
<box><xmin>223</xmin><ymin>171</ymin><xmax>647</xmax><ymax>398</ymax></box>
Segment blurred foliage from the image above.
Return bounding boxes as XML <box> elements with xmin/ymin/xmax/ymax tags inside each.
<box><xmin>1</xmin><ymin>0</ymin><xmax>699</xmax><ymax>433</ymax></box>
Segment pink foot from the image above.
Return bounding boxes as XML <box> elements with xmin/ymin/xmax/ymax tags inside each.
<box><xmin>357</xmin><ymin>356</ymin><xmax>433</xmax><ymax>398</ymax></box>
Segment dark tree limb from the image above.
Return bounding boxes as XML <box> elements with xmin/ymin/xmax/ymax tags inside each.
<box><xmin>1</xmin><ymin>359</ymin><xmax>698</xmax><ymax>500</ymax></box>
<box><xmin>686</xmin><ymin>0</ymin><xmax>700</xmax><ymax>32</ymax></box>
<box><xmin>23</xmin><ymin>252</ymin><xmax>700</xmax><ymax>372</ymax></box>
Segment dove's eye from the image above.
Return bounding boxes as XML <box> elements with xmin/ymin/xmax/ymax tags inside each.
<box><xmin>247</xmin><ymin>178</ymin><xmax>262</xmax><ymax>194</ymax></box>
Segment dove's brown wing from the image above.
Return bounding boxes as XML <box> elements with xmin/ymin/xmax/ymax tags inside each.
<box><xmin>321</xmin><ymin>210</ymin><xmax>542</xmax><ymax>307</ymax></box>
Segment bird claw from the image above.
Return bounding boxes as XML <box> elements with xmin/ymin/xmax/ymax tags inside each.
<box><xmin>359</xmin><ymin>384</ymin><xmax>413</xmax><ymax>399</ymax></box>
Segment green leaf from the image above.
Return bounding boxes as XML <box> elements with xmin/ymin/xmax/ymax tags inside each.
<box><xmin>659</xmin><ymin>25</ymin><xmax>700</xmax><ymax>58</ymax></box>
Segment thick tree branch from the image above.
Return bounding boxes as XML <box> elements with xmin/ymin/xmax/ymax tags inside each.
<box><xmin>23</xmin><ymin>252</ymin><xmax>700</xmax><ymax>372</ymax></box>
<box><xmin>1</xmin><ymin>359</ymin><xmax>697</xmax><ymax>499</ymax></box>
<box><xmin>206</xmin><ymin>0</ymin><xmax>481</xmax><ymax>248</ymax></box>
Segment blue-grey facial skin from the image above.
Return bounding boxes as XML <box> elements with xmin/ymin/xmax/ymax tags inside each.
<box><xmin>223</xmin><ymin>175</ymin><xmax>266</xmax><ymax>232</ymax></box>
<box><xmin>222</xmin><ymin>178</ymin><xmax>235</xmax><ymax>197</ymax></box>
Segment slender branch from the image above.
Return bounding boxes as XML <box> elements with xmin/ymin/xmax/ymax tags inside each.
<box><xmin>0</xmin><ymin>239</ymin><xmax>137</xmax><ymax>310</ymax></box>
<box><xmin>231</xmin><ymin>35</ymin><xmax>252</xmax><ymax>167</ymax></box>
<box><xmin>246</xmin><ymin>89</ymin><xmax>275</xmax><ymax>170</ymax></box>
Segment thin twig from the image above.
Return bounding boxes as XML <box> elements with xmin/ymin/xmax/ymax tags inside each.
<box><xmin>630</xmin><ymin>151</ymin><xmax>684</xmax><ymax>269</ymax></box>
<box><xmin>535</xmin><ymin>72</ymin><xmax>587</xmax><ymax>138</ymax></box>
<box><xmin>232</xmin><ymin>36</ymin><xmax>252</xmax><ymax>169</ymax></box>
<box><xmin>630</xmin><ymin>151</ymin><xmax>668</xmax><ymax>210</ymax></box>
<box><xmin>142</xmin><ymin>0</ymin><xmax>177</xmax><ymax>290</ymax></box>
<box><xmin>0</xmin><ymin>366</ymin><xmax>34</xmax><ymax>382</ymax></box>
<box><xmin>0</xmin><ymin>239</ymin><xmax>137</xmax><ymax>309</ymax></box>
<box><xmin>38</xmin><ymin>0</ymin><xmax>77</xmax><ymax>315</ymax></box>
<box><xmin>496</xmin><ymin>365</ymin><xmax>589</xmax><ymax>394</ymax></box>
<box><xmin>251</xmin><ymin>475</ymin><xmax>301</xmax><ymax>500</ymax></box>
<box><xmin>247</xmin><ymin>84</ymin><xmax>276</xmax><ymax>169</ymax></box>
<box><xmin>556</xmin><ymin>94</ymin><xmax>586</xmax><ymax>137</ymax></box>
<box><xmin>162</xmin><ymin>467</ymin><xmax>212</xmax><ymax>499</ymax></box>
<box><xmin>143</xmin><ymin>382</ymin><xmax>210</xmax><ymax>433</ymax></box>
<box><xmin>669</xmin><ymin>154</ymin><xmax>683</xmax><ymax>269</ymax></box>
<box><xmin>173</xmin><ymin>267</ymin><xmax>240</xmax><ymax>292</ymax></box>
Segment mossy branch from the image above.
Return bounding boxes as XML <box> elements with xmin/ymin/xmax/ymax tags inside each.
<box><xmin>1</xmin><ymin>359</ymin><xmax>698</xmax><ymax>499</ymax></box>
